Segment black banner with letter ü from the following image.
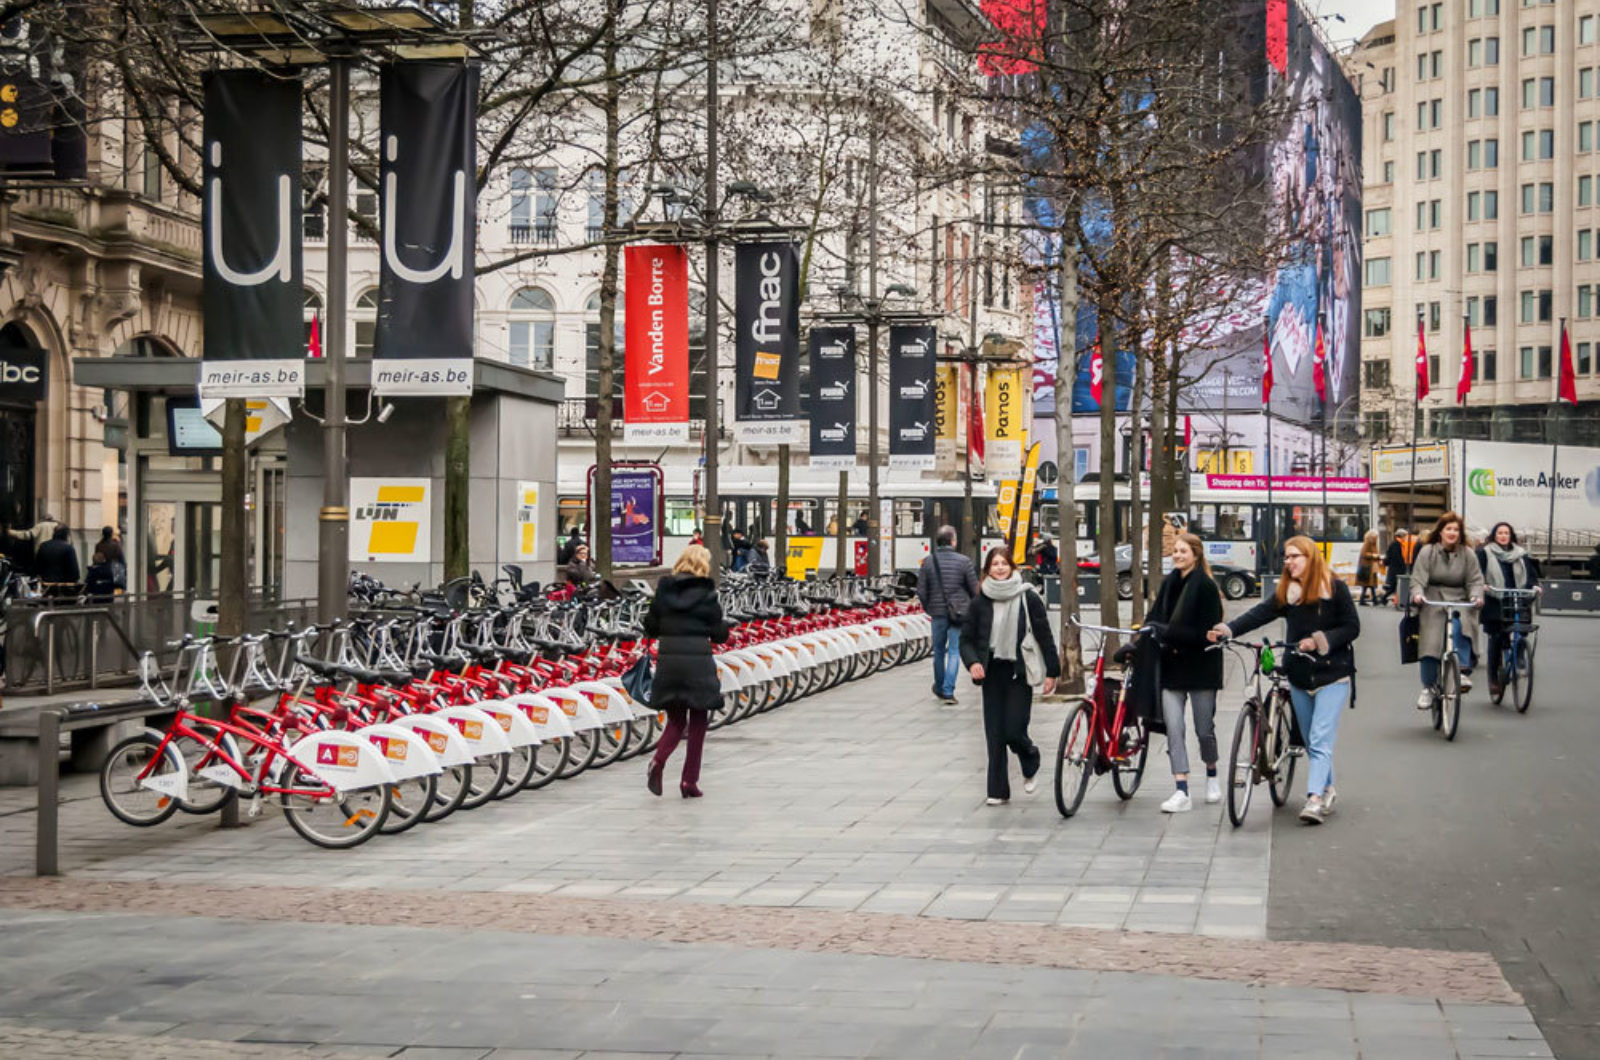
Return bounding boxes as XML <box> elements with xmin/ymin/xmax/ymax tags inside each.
<box><xmin>375</xmin><ymin>62</ymin><xmax>478</xmax><ymax>396</ymax></box>
<box><xmin>889</xmin><ymin>324</ymin><xmax>936</xmax><ymax>469</ymax></box>
<box><xmin>808</xmin><ymin>327</ymin><xmax>856</xmax><ymax>468</ymax></box>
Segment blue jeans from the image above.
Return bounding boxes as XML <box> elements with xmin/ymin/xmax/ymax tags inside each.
<box><xmin>1288</xmin><ymin>682</ymin><xmax>1348</xmax><ymax>798</ymax></box>
<box><xmin>930</xmin><ymin>615</ymin><xmax>961</xmax><ymax>697</ymax></box>
<box><xmin>1419</xmin><ymin>616</ymin><xmax>1475</xmax><ymax>687</ymax></box>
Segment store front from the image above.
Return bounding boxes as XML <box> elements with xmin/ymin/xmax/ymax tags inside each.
<box><xmin>0</xmin><ymin>322</ymin><xmax>48</xmax><ymax>569</ymax></box>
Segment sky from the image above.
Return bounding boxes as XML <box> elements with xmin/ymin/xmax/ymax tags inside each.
<box><xmin>1308</xmin><ymin>0</ymin><xmax>1397</xmax><ymax>49</ymax></box>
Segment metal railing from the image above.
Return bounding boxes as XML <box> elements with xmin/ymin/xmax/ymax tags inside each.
<box><xmin>557</xmin><ymin>396</ymin><xmax>724</xmax><ymax>438</ymax></box>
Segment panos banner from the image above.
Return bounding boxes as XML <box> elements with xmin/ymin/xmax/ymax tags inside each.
<box><xmin>199</xmin><ymin>70</ymin><xmax>304</xmax><ymax>401</ymax></box>
<box><xmin>984</xmin><ymin>366</ymin><xmax>1025</xmax><ymax>478</ymax></box>
<box><xmin>734</xmin><ymin>242</ymin><xmax>804</xmax><ymax>444</ymax></box>
<box><xmin>888</xmin><ymin>324</ymin><xmax>936</xmax><ymax>470</ymax></box>
<box><xmin>807</xmin><ymin>327</ymin><xmax>856</xmax><ymax>468</ymax></box>
<box><xmin>623</xmin><ymin>245</ymin><xmax>690</xmax><ymax>442</ymax></box>
<box><xmin>374</xmin><ymin>63</ymin><xmax>478</xmax><ymax>396</ymax></box>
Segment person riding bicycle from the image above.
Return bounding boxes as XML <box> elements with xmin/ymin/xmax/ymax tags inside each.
<box><xmin>1477</xmin><ymin>522</ymin><xmax>1540</xmax><ymax>700</ymax></box>
<box><xmin>1209</xmin><ymin>535</ymin><xmax>1359</xmax><ymax>825</ymax></box>
<box><xmin>1147</xmin><ymin>532</ymin><xmax>1224</xmax><ymax>813</ymax></box>
<box><xmin>1410</xmin><ymin>512</ymin><xmax>1483</xmax><ymax>709</ymax></box>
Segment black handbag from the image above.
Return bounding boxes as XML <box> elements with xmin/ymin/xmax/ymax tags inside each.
<box><xmin>1398</xmin><ymin>609</ymin><xmax>1420</xmax><ymax>665</ymax></box>
<box><xmin>621</xmin><ymin>650</ymin><xmax>654</xmax><ymax>705</ymax></box>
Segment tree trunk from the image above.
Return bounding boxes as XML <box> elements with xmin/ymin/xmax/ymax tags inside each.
<box><xmin>1054</xmin><ymin>279</ymin><xmax>1083</xmax><ymax>694</ymax></box>
<box><xmin>217</xmin><ymin>398</ymin><xmax>248</xmax><ymax>641</ymax></box>
<box><xmin>1128</xmin><ymin>315</ymin><xmax>1146</xmax><ymax>624</ymax></box>
<box><xmin>443</xmin><ymin>396</ymin><xmax>470</xmax><ymax>580</ymax></box>
<box><xmin>592</xmin><ymin>0</ymin><xmax>624</xmax><ymax>579</ymax></box>
<box><xmin>1096</xmin><ymin>295</ymin><xmax>1120</xmax><ymax>637</ymax></box>
<box><xmin>1146</xmin><ymin>335</ymin><xmax>1170</xmax><ymax>609</ymax></box>
<box><xmin>835</xmin><ymin>470</ymin><xmax>848</xmax><ymax>574</ymax></box>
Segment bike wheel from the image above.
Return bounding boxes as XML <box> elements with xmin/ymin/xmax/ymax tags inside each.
<box><xmin>460</xmin><ymin>752</ymin><xmax>510</xmax><ymax>807</ymax></box>
<box><xmin>1225</xmin><ymin>704</ymin><xmax>1259</xmax><ymax>828</ymax></box>
<box><xmin>171</xmin><ymin>730</ymin><xmax>241</xmax><ymax>816</ymax></box>
<box><xmin>1511</xmin><ymin>638</ymin><xmax>1534</xmax><ymax>714</ymax></box>
<box><xmin>1266</xmin><ymin>693</ymin><xmax>1297</xmax><ymax>808</ymax></box>
<box><xmin>591</xmin><ymin>722</ymin><xmax>631</xmax><ymax>769</ymax></box>
<box><xmin>525</xmin><ymin>736</ymin><xmax>572</xmax><ymax>789</ymax></box>
<box><xmin>708</xmin><ymin>694</ymin><xmax>736</xmax><ymax>730</ymax></box>
<box><xmin>1111</xmin><ymin>719</ymin><xmax>1149</xmax><ymax>800</ymax></box>
<box><xmin>100</xmin><ymin>734</ymin><xmax>184</xmax><ymax>827</ymax></box>
<box><xmin>379</xmin><ymin>774</ymin><xmax>437</xmax><ymax>834</ymax></box>
<box><xmin>423</xmin><ymin>764</ymin><xmax>471</xmax><ymax>821</ymax></box>
<box><xmin>558</xmin><ymin>729</ymin><xmax>600</xmax><ymax>778</ymax></box>
<box><xmin>279</xmin><ymin>769</ymin><xmax>390</xmax><ymax>849</ymax></box>
<box><xmin>1440</xmin><ymin>655</ymin><xmax>1461</xmax><ymax>741</ymax></box>
<box><xmin>1053</xmin><ymin>703</ymin><xmax>1094</xmax><ymax>818</ymax></box>
<box><xmin>494</xmin><ymin>745</ymin><xmax>539</xmax><ymax>798</ymax></box>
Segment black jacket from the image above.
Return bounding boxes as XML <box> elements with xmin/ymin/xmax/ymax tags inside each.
<box><xmin>959</xmin><ymin>586</ymin><xmax>1061</xmax><ymax>681</ymax></box>
<box><xmin>1227</xmin><ymin>579</ymin><xmax>1360</xmax><ymax>690</ymax></box>
<box><xmin>35</xmin><ymin>538</ymin><xmax>80</xmax><ymax>586</ymax></box>
<box><xmin>643</xmin><ymin>574</ymin><xmax>731</xmax><ymax>710</ymax></box>
<box><xmin>1383</xmin><ymin>539</ymin><xmax>1412</xmax><ymax>575</ymax></box>
<box><xmin>1148</xmin><ymin>569</ymin><xmax>1224</xmax><ymax>691</ymax></box>
<box><xmin>917</xmin><ymin>546</ymin><xmax>978</xmax><ymax>621</ymax></box>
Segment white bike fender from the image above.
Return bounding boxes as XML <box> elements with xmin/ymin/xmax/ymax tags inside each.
<box><xmin>137</xmin><ymin>729</ymin><xmax>189</xmax><ymax>802</ymax></box>
<box><xmin>573</xmin><ymin>681</ymin><xmax>635</xmax><ymax>726</ymax></box>
<box><xmin>469</xmin><ymin>699</ymin><xmax>544</xmax><ymax>748</ymax></box>
<box><xmin>392</xmin><ymin>714</ymin><xmax>476</xmax><ymax>768</ymax></box>
<box><xmin>715</xmin><ymin>658</ymin><xmax>741</xmax><ymax>693</ymax></box>
<box><xmin>540</xmin><ymin>687</ymin><xmax>607</xmax><ymax>731</ymax></box>
<box><xmin>355</xmin><ymin>722</ymin><xmax>443</xmax><ymax>779</ymax></box>
<box><xmin>432</xmin><ymin>705</ymin><xmax>516</xmax><ymax>755</ymax></box>
<box><xmin>505</xmin><ymin>692</ymin><xmax>579</xmax><ymax>739</ymax></box>
<box><xmin>601</xmin><ymin>676</ymin><xmax>655</xmax><ymax>720</ymax></box>
<box><xmin>285</xmin><ymin>731</ymin><xmax>400</xmax><ymax>792</ymax></box>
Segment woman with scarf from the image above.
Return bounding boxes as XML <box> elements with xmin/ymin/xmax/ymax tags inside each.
<box><xmin>1147</xmin><ymin>533</ymin><xmax>1225</xmax><ymax>813</ymax></box>
<box><xmin>1410</xmin><ymin>512</ymin><xmax>1484</xmax><ymax>709</ymax></box>
<box><xmin>1477</xmin><ymin>522</ymin><xmax>1541</xmax><ymax>700</ymax></box>
<box><xmin>961</xmin><ymin>548</ymin><xmax>1059</xmax><ymax>805</ymax></box>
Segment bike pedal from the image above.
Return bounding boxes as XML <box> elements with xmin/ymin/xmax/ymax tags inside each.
<box><xmin>247</xmin><ymin>794</ymin><xmax>264</xmax><ymax>818</ymax></box>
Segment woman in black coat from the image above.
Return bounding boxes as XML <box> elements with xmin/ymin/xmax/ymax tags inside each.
<box><xmin>960</xmin><ymin>548</ymin><xmax>1059</xmax><ymax>805</ymax></box>
<box><xmin>644</xmin><ymin>545</ymin><xmax>730</xmax><ymax>798</ymax></box>
<box><xmin>1147</xmin><ymin>532</ymin><xmax>1224</xmax><ymax>814</ymax></box>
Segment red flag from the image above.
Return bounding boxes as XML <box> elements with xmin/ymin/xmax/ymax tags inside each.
<box><xmin>1183</xmin><ymin>414</ymin><xmax>1193</xmax><ymax>448</ymax></box>
<box><xmin>1558</xmin><ymin>320</ymin><xmax>1579</xmax><ymax>405</ymax></box>
<box><xmin>1312</xmin><ymin>315</ymin><xmax>1327</xmax><ymax>402</ymax></box>
<box><xmin>1457</xmin><ymin>321</ymin><xmax>1474</xmax><ymax>405</ymax></box>
<box><xmin>1261</xmin><ymin>319</ymin><xmax>1273</xmax><ymax>404</ymax></box>
<box><xmin>308</xmin><ymin>310</ymin><xmax>322</xmax><ymax>359</ymax></box>
<box><xmin>968</xmin><ymin>367</ymin><xmax>986</xmax><ymax>463</ymax></box>
<box><xmin>1089</xmin><ymin>337</ymin><xmax>1104</xmax><ymax>406</ymax></box>
<box><xmin>1415</xmin><ymin>316</ymin><xmax>1430</xmax><ymax>400</ymax></box>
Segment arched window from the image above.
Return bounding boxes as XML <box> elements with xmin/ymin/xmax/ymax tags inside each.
<box><xmin>354</xmin><ymin>288</ymin><xmax>379</xmax><ymax>358</ymax></box>
<box><xmin>507</xmin><ymin>287</ymin><xmax>555</xmax><ymax>370</ymax></box>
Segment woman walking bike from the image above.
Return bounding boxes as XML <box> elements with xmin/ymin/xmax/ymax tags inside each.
<box><xmin>1410</xmin><ymin>512</ymin><xmax>1483</xmax><ymax>711</ymax></box>
<box><xmin>644</xmin><ymin>545</ymin><xmax>731</xmax><ymax>798</ymax></box>
<box><xmin>1209</xmin><ymin>536</ymin><xmax>1359</xmax><ymax>825</ymax></box>
<box><xmin>961</xmin><ymin>548</ymin><xmax>1059</xmax><ymax>805</ymax></box>
<box><xmin>1147</xmin><ymin>533</ymin><xmax>1224</xmax><ymax>813</ymax></box>
<box><xmin>1477</xmin><ymin>522</ymin><xmax>1540</xmax><ymax>708</ymax></box>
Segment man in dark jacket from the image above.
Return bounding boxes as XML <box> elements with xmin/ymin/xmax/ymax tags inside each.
<box><xmin>35</xmin><ymin>525</ymin><xmax>80</xmax><ymax>597</ymax></box>
<box><xmin>746</xmin><ymin>539</ymin><xmax>773</xmax><ymax>576</ymax></box>
<box><xmin>917</xmin><ymin>526</ymin><xmax>979</xmax><ymax>704</ymax></box>
<box><xmin>558</xmin><ymin>528</ymin><xmax>583</xmax><ymax>567</ymax></box>
<box><xmin>1381</xmin><ymin>529</ymin><xmax>1415</xmax><ymax>605</ymax></box>
<box><xmin>1035</xmin><ymin>536</ymin><xmax>1060</xmax><ymax>575</ymax></box>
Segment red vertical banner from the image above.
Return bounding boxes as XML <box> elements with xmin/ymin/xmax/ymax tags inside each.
<box><xmin>1266</xmin><ymin>0</ymin><xmax>1288</xmax><ymax>75</ymax></box>
<box><xmin>624</xmin><ymin>245</ymin><xmax>690</xmax><ymax>442</ymax></box>
<box><xmin>1558</xmin><ymin>321</ymin><xmax>1578</xmax><ymax>405</ymax></box>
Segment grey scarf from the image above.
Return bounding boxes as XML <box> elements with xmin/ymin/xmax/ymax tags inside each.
<box><xmin>1482</xmin><ymin>542</ymin><xmax>1532</xmax><ymax>590</ymax></box>
<box><xmin>982</xmin><ymin>573</ymin><xmax>1029</xmax><ymax>661</ymax></box>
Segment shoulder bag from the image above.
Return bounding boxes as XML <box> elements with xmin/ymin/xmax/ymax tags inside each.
<box><xmin>927</xmin><ymin>548</ymin><xmax>966</xmax><ymax>623</ymax></box>
<box><xmin>621</xmin><ymin>648</ymin><xmax>654</xmax><ymax>704</ymax></box>
<box><xmin>1018</xmin><ymin>590</ymin><xmax>1047</xmax><ymax>687</ymax></box>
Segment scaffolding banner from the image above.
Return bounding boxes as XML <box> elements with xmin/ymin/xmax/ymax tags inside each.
<box><xmin>374</xmin><ymin>62</ymin><xmax>478</xmax><ymax>396</ymax></box>
<box><xmin>734</xmin><ymin>242</ymin><xmax>804</xmax><ymax>443</ymax></box>
<box><xmin>200</xmin><ymin>69</ymin><xmax>304</xmax><ymax>400</ymax></box>
<box><xmin>808</xmin><ymin>327</ymin><xmax>856</xmax><ymax>468</ymax></box>
<box><xmin>624</xmin><ymin>244</ymin><xmax>690</xmax><ymax>442</ymax></box>
<box><xmin>888</xmin><ymin>324</ymin><xmax>936</xmax><ymax>470</ymax></box>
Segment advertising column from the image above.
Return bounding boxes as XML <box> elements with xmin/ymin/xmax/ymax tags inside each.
<box><xmin>734</xmin><ymin>243</ymin><xmax>804</xmax><ymax>443</ymax></box>
<box><xmin>623</xmin><ymin>245</ymin><xmax>690</xmax><ymax>442</ymax></box>
<box><xmin>888</xmin><ymin>324</ymin><xmax>936</xmax><ymax>470</ymax></box>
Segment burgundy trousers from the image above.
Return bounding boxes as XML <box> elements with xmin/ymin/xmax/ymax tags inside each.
<box><xmin>651</xmin><ymin>706</ymin><xmax>709</xmax><ymax>784</ymax></box>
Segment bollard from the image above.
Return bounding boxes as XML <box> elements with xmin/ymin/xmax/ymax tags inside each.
<box><xmin>36</xmin><ymin>709</ymin><xmax>61</xmax><ymax>876</ymax></box>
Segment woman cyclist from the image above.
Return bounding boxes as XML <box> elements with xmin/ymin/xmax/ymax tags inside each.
<box><xmin>1477</xmin><ymin>522</ymin><xmax>1541</xmax><ymax>700</ymax></box>
<box><xmin>1208</xmin><ymin>535</ymin><xmax>1360</xmax><ymax>825</ymax></box>
<box><xmin>1410</xmin><ymin>512</ymin><xmax>1484</xmax><ymax>708</ymax></box>
<box><xmin>1147</xmin><ymin>533</ymin><xmax>1224</xmax><ymax>813</ymax></box>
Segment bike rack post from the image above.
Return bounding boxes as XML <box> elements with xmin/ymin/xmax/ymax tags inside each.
<box><xmin>36</xmin><ymin>708</ymin><xmax>62</xmax><ymax>876</ymax></box>
<box><xmin>44</xmin><ymin>621</ymin><xmax>56</xmax><ymax>696</ymax></box>
<box><xmin>89</xmin><ymin>615</ymin><xmax>100</xmax><ymax>690</ymax></box>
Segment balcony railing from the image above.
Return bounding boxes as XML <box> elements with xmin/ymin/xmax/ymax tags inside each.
<box><xmin>558</xmin><ymin>396</ymin><xmax>724</xmax><ymax>440</ymax></box>
<box><xmin>510</xmin><ymin>222</ymin><xmax>559</xmax><ymax>245</ymax></box>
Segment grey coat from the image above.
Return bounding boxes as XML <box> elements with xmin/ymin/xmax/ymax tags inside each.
<box><xmin>1410</xmin><ymin>543</ymin><xmax>1484</xmax><ymax>660</ymax></box>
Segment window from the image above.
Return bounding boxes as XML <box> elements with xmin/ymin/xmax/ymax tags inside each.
<box><xmin>1384</xmin><ymin>112</ymin><xmax>1396</xmax><ymax>141</ymax></box>
<box><xmin>302</xmin><ymin>165</ymin><xmax>326</xmax><ymax>241</ymax></box>
<box><xmin>1486</xmin><ymin>37</ymin><xmax>1500</xmax><ymax>64</ymax></box>
<box><xmin>1432</xmin><ymin>98</ymin><xmax>1444</xmax><ymax>127</ymax></box>
<box><xmin>1468</xmin><ymin>87</ymin><xmax>1481</xmax><ymax>116</ymax></box>
<box><xmin>1581</xmin><ymin>122</ymin><xmax>1595</xmax><ymax>153</ymax></box>
<box><xmin>1522</xmin><ymin>130</ymin><xmax>1536</xmax><ymax>160</ymax></box>
<box><xmin>1580</xmin><ymin>343</ymin><xmax>1594</xmax><ymax>375</ymax></box>
<box><xmin>1366</xmin><ymin>257</ymin><xmax>1392</xmax><ymax>286</ymax></box>
<box><xmin>509</xmin><ymin>168</ymin><xmax>532</xmax><ymax>241</ymax></box>
<box><xmin>1467</xmin><ymin>295</ymin><xmax>1481</xmax><ymax>326</ymax></box>
<box><xmin>1366</xmin><ymin>208</ymin><xmax>1392</xmax><ymax>236</ymax></box>
<box><xmin>1485</xmin><ymin>86</ymin><xmax>1499</xmax><ymax>115</ymax></box>
<box><xmin>1433</xmin><ymin>50</ymin><xmax>1444</xmax><ymax>77</ymax></box>
<box><xmin>1541</xmin><ymin>182</ymin><xmax>1555</xmax><ymax>212</ymax></box>
<box><xmin>1467</xmin><ymin>242</ymin><xmax>1481</xmax><ymax>271</ymax></box>
<box><xmin>302</xmin><ymin>289</ymin><xmax>322</xmax><ymax>350</ymax></box>
<box><xmin>1417</xmin><ymin>152</ymin><xmax>1428</xmax><ymax>181</ymax></box>
<box><xmin>1364</xmin><ymin>359</ymin><xmax>1391</xmax><ymax>388</ymax></box>
<box><xmin>1485</xmin><ymin>241</ymin><xmax>1499</xmax><ymax>270</ymax></box>
<box><xmin>1580</xmin><ymin>285</ymin><xmax>1594</xmax><ymax>319</ymax></box>
<box><xmin>586</xmin><ymin>173</ymin><xmax>605</xmax><ymax>241</ymax></box>
<box><xmin>1430</xmin><ymin>299</ymin><xmax>1442</xmax><ymax>330</ymax></box>
<box><xmin>1540</xmin><ymin>77</ymin><xmax>1555</xmax><ymax>107</ymax></box>
<box><xmin>1482</xmin><ymin>350</ymin><xmax>1497</xmax><ymax>380</ymax></box>
<box><xmin>1523</xmin><ymin>78</ymin><xmax>1537</xmax><ymax>108</ymax></box>
<box><xmin>584</xmin><ymin>292</ymin><xmax>626</xmax><ymax>402</ymax></box>
<box><xmin>1484</xmin><ymin>139</ymin><xmax>1499</xmax><ymax>167</ymax></box>
<box><xmin>1364</xmin><ymin>307</ymin><xmax>1392</xmax><ymax>338</ymax></box>
<box><xmin>1416</xmin><ymin>251</ymin><xmax>1428</xmax><ymax>281</ymax></box>
<box><xmin>1363</xmin><ymin>412</ymin><xmax>1391</xmax><ymax>442</ymax></box>
<box><xmin>1383</xmin><ymin>160</ymin><xmax>1395</xmax><ymax>183</ymax></box>
<box><xmin>1468</xmin><ymin>141</ymin><xmax>1480</xmax><ymax>170</ymax></box>
<box><xmin>1540</xmin><ymin>235</ymin><xmax>1554</xmax><ymax>265</ymax></box>
<box><xmin>1540</xmin><ymin>290</ymin><xmax>1553</xmax><ymax>322</ymax></box>
<box><xmin>1523</xmin><ymin>27</ymin><xmax>1536</xmax><ymax>55</ymax></box>
<box><xmin>1481</xmin><ymin>189</ymin><xmax>1498</xmax><ymax>221</ymax></box>
<box><xmin>1416</xmin><ymin>201</ymin><xmax>1428</xmax><ymax>231</ymax></box>
<box><xmin>1582</xmin><ymin>14</ymin><xmax>1596</xmax><ymax>45</ymax></box>
<box><xmin>1581</xmin><ymin>229</ymin><xmax>1594</xmax><ymax>260</ymax></box>
<box><xmin>1418</xmin><ymin>100</ymin><xmax>1429</xmax><ymax>127</ymax></box>
<box><xmin>1430</xmin><ymin>353</ymin><xmax>1441</xmax><ymax>385</ymax></box>
<box><xmin>1485</xmin><ymin>296</ymin><xmax>1498</xmax><ymax>326</ymax></box>
<box><xmin>1521</xmin><ymin>346</ymin><xmax>1535</xmax><ymax>378</ymax></box>
<box><xmin>1521</xmin><ymin>235</ymin><xmax>1535</xmax><ymax>266</ymax></box>
<box><xmin>1430</xmin><ymin>199</ymin><xmax>1442</xmax><ymax>228</ymax></box>
<box><xmin>1418</xmin><ymin>52</ymin><xmax>1429</xmax><ymax>80</ymax></box>
<box><xmin>1583</xmin><ymin>68</ymin><xmax>1596</xmax><ymax>99</ymax></box>
<box><xmin>534</xmin><ymin>167</ymin><xmax>558</xmax><ymax>242</ymax></box>
<box><xmin>1431</xmin><ymin>149</ymin><xmax>1443</xmax><ymax>177</ymax></box>
<box><xmin>1469</xmin><ymin>38</ymin><xmax>1483</xmax><ymax>66</ymax></box>
<box><xmin>1468</xmin><ymin>190</ymin><xmax>1480</xmax><ymax>220</ymax></box>
<box><xmin>1541</xmin><ymin>25</ymin><xmax>1555</xmax><ymax>53</ymax></box>
<box><xmin>1523</xmin><ymin>183</ymin><xmax>1536</xmax><ymax>213</ymax></box>
<box><xmin>354</xmin><ymin>289</ymin><xmax>379</xmax><ymax>358</ymax></box>
<box><xmin>1521</xmin><ymin>291</ymin><xmax>1535</xmax><ymax>323</ymax></box>
<box><xmin>507</xmin><ymin>287</ymin><xmax>556</xmax><ymax>371</ymax></box>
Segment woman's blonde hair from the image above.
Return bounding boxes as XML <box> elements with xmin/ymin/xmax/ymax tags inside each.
<box><xmin>1275</xmin><ymin>534</ymin><xmax>1333</xmax><ymax>606</ymax></box>
<box><xmin>1173</xmin><ymin>532</ymin><xmax>1213</xmax><ymax>580</ymax></box>
<box><xmin>673</xmin><ymin>544</ymin><xmax>712</xmax><ymax>577</ymax></box>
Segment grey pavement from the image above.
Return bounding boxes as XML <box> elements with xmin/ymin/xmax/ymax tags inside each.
<box><xmin>0</xmin><ymin>909</ymin><xmax>1554</xmax><ymax>1059</ymax></box>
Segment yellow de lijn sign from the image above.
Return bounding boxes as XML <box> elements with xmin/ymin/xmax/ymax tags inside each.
<box><xmin>985</xmin><ymin>366</ymin><xmax>1024</xmax><ymax>477</ymax></box>
<box><xmin>349</xmin><ymin>478</ymin><xmax>431</xmax><ymax>563</ymax></box>
<box><xmin>1011</xmin><ymin>442</ymin><xmax>1043</xmax><ymax>565</ymax></box>
<box><xmin>515</xmin><ymin>481</ymin><xmax>540</xmax><ymax>561</ymax></box>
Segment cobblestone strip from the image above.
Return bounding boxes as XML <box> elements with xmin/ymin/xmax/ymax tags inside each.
<box><xmin>0</xmin><ymin>1023</ymin><xmax>383</xmax><ymax>1059</ymax></box>
<box><xmin>0</xmin><ymin>876</ymin><xmax>1518</xmax><ymax>1004</ymax></box>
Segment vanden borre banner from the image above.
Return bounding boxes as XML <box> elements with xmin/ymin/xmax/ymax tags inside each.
<box><xmin>200</xmin><ymin>69</ymin><xmax>304</xmax><ymax>401</ymax></box>
<box><xmin>807</xmin><ymin>326</ymin><xmax>856</xmax><ymax>468</ymax></box>
<box><xmin>888</xmin><ymin>324</ymin><xmax>936</xmax><ymax>470</ymax></box>
<box><xmin>985</xmin><ymin>365</ymin><xmax>1025</xmax><ymax>478</ymax></box>
<box><xmin>374</xmin><ymin>62</ymin><xmax>478</xmax><ymax>396</ymax></box>
<box><xmin>734</xmin><ymin>242</ymin><xmax>803</xmax><ymax>443</ymax></box>
<box><xmin>623</xmin><ymin>245</ymin><xmax>690</xmax><ymax>442</ymax></box>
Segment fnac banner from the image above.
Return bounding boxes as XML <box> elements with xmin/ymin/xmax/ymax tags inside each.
<box><xmin>199</xmin><ymin>69</ymin><xmax>304</xmax><ymax>401</ymax></box>
<box><xmin>350</xmin><ymin>478</ymin><xmax>432</xmax><ymax>563</ymax></box>
<box><xmin>985</xmin><ymin>366</ymin><xmax>1024</xmax><ymax>478</ymax></box>
<box><xmin>374</xmin><ymin>62</ymin><xmax>478</xmax><ymax>397</ymax></box>
<box><xmin>888</xmin><ymin>324</ymin><xmax>936</xmax><ymax>470</ymax></box>
<box><xmin>734</xmin><ymin>242</ymin><xmax>804</xmax><ymax>444</ymax></box>
<box><xmin>624</xmin><ymin>245</ymin><xmax>689</xmax><ymax>442</ymax></box>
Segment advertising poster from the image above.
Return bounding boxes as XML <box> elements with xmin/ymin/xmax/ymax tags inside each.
<box><xmin>623</xmin><ymin>244</ymin><xmax>690</xmax><ymax>442</ymax></box>
<box><xmin>935</xmin><ymin>363</ymin><xmax>961</xmax><ymax>473</ymax></box>
<box><xmin>888</xmin><ymin>324</ymin><xmax>936</xmax><ymax>470</ymax></box>
<box><xmin>515</xmin><ymin>481</ymin><xmax>540</xmax><ymax>562</ymax></box>
<box><xmin>592</xmin><ymin>464</ymin><xmax>663</xmax><ymax>567</ymax></box>
<box><xmin>734</xmin><ymin>242</ymin><xmax>804</xmax><ymax>443</ymax></box>
<box><xmin>1459</xmin><ymin>441</ymin><xmax>1600</xmax><ymax>535</ymax></box>
<box><xmin>349</xmin><ymin>478</ymin><xmax>432</xmax><ymax>563</ymax></box>
<box><xmin>985</xmin><ymin>366</ymin><xmax>1025</xmax><ymax>477</ymax></box>
<box><xmin>807</xmin><ymin>326</ymin><xmax>856</xmax><ymax>468</ymax></box>
<box><xmin>1011</xmin><ymin>443</ymin><xmax>1042</xmax><ymax>564</ymax></box>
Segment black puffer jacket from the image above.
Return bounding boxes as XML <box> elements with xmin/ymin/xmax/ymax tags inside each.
<box><xmin>1147</xmin><ymin>569</ymin><xmax>1223</xmax><ymax>691</ymax></box>
<box><xmin>643</xmin><ymin>574</ymin><xmax>731</xmax><ymax>711</ymax></box>
<box><xmin>1226</xmin><ymin>579</ymin><xmax>1360</xmax><ymax>690</ymax></box>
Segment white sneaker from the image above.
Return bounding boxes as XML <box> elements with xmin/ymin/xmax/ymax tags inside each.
<box><xmin>1416</xmin><ymin>688</ymin><xmax>1435</xmax><ymax>710</ymax></box>
<box><xmin>1205</xmin><ymin>777</ymin><xmax>1222</xmax><ymax>804</ymax></box>
<box><xmin>1322</xmin><ymin>786</ymin><xmax>1338</xmax><ymax>815</ymax></box>
<box><xmin>1023</xmin><ymin>776</ymin><xmax>1037</xmax><ymax>795</ymax></box>
<box><xmin>986</xmin><ymin>797</ymin><xmax>1007</xmax><ymax>806</ymax></box>
<box><xmin>1159</xmin><ymin>791</ymin><xmax>1193</xmax><ymax>813</ymax></box>
<box><xmin>1459</xmin><ymin>675</ymin><xmax>1473</xmax><ymax>693</ymax></box>
<box><xmin>1299</xmin><ymin>795</ymin><xmax>1326</xmax><ymax>824</ymax></box>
